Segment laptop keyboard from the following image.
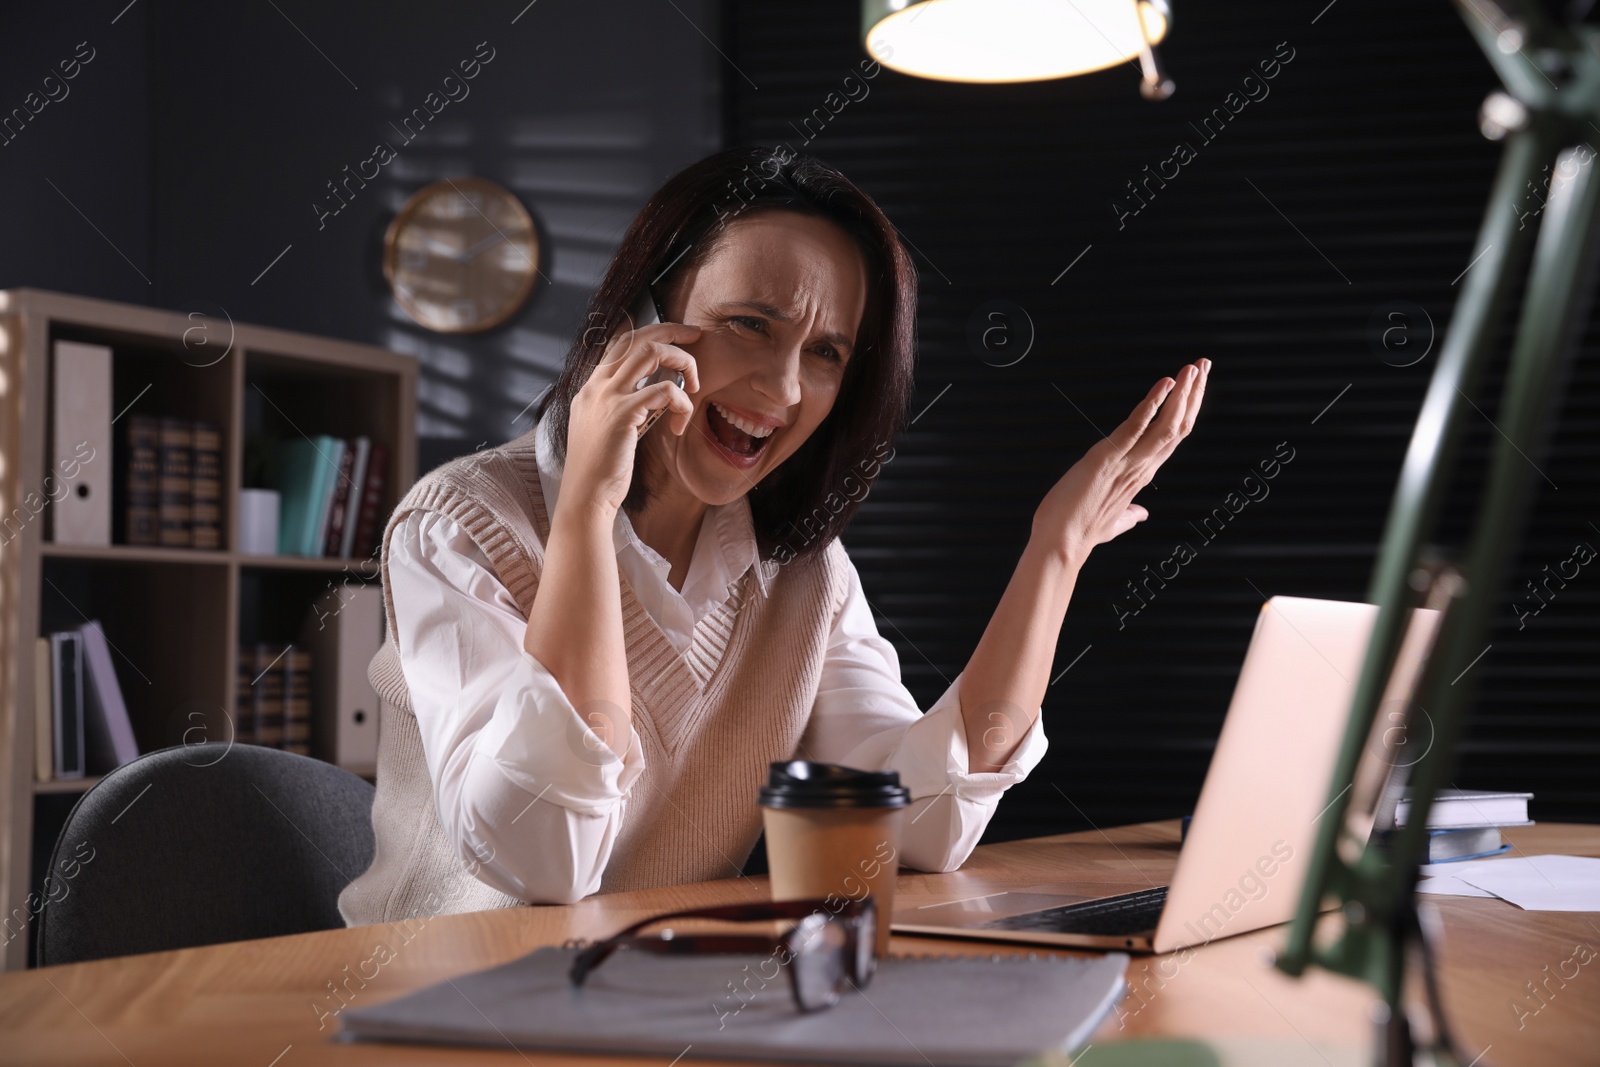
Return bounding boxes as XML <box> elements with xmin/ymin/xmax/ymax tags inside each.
<box><xmin>979</xmin><ymin>885</ymin><xmax>1169</xmax><ymax>936</ymax></box>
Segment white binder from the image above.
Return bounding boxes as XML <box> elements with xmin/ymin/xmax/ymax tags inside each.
<box><xmin>300</xmin><ymin>583</ymin><xmax>383</xmax><ymax>775</ymax></box>
<box><xmin>79</xmin><ymin>619</ymin><xmax>139</xmax><ymax>771</ymax></box>
<box><xmin>51</xmin><ymin>340</ymin><xmax>113</xmax><ymax>545</ymax></box>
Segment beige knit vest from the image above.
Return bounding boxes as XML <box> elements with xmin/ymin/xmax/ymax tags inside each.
<box><xmin>337</xmin><ymin>427</ymin><xmax>849</xmax><ymax>926</ymax></box>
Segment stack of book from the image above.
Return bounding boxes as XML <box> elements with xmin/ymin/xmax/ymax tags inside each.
<box><xmin>235</xmin><ymin>643</ymin><xmax>313</xmax><ymax>755</ymax></box>
<box><xmin>1389</xmin><ymin>788</ymin><xmax>1533</xmax><ymax>863</ymax></box>
<box><xmin>34</xmin><ymin>620</ymin><xmax>139</xmax><ymax>781</ymax></box>
<box><xmin>123</xmin><ymin>415</ymin><xmax>223</xmax><ymax>549</ymax></box>
<box><xmin>274</xmin><ymin>436</ymin><xmax>389</xmax><ymax>559</ymax></box>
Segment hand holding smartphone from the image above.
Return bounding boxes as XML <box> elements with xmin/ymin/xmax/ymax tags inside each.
<box><xmin>632</xmin><ymin>286</ymin><xmax>687</xmax><ymax>437</ymax></box>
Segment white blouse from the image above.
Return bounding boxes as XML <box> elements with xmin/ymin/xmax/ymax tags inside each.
<box><xmin>385</xmin><ymin>415</ymin><xmax>1047</xmax><ymax>904</ymax></box>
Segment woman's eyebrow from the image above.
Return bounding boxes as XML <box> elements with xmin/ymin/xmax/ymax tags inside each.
<box><xmin>724</xmin><ymin>300</ymin><xmax>855</xmax><ymax>356</ymax></box>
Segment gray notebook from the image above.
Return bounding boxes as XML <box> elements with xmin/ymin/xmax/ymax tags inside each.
<box><xmin>339</xmin><ymin>945</ymin><xmax>1128</xmax><ymax>1067</ymax></box>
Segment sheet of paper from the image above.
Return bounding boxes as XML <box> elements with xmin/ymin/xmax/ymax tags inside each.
<box><xmin>1416</xmin><ymin>876</ymin><xmax>1496</xmax><ymax>898</ymax></box>
<box><xmin>1456</xmin><ymin>854</ymin><xmax>1600</xmax><ymax>912</ymax></box>
<box><xmin>1417</xmin><ymin>857</ymin><xmax>1512</xmax><ymax>879</ymax></box>
<box><xmin>1427</xmin><ymin>857</ymin><xmax>1510</xmax><ymax>883</ymax></box>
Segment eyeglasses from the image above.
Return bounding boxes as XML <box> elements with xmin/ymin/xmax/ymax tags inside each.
<box><xmin>568</xmin><ymin>897</ymin><xmax>877</xmax><ymax>1013</ymax></box>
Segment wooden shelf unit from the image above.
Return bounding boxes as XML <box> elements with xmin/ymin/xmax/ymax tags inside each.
<box><xmin>0</xmin><ymin>289</ymin><xmax>417</xmax><ymax>971</ymax></box>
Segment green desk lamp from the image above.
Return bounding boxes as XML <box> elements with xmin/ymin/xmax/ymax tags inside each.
<box><xmin>1270</xmin><ymin>2</ymin><xmax>1600</xmax><ymax>1065</ymax></box>
<box><xmin>862</xmin><ymin>0</ymin><xmax>1598</xmax><ymax>1063</ymax></box>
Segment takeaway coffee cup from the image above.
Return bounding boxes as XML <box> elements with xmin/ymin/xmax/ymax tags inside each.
<box><xmin>759</xmin><ymin>761</ymin><xmax>909</xmax><ymax>957</ymax></box>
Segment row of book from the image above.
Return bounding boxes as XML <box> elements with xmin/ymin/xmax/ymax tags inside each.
<box><xmin>235</xmin><ymin>643</ymin><xmax>313</xmax><ymax>753</ymax></box>
<box><xmin>34</xmin><ymin>621</ymin><xmax>138</xmax><ymax>781</ymax></box>
<box><xmin>277</xmin><ymin>436</ymin><xmax>390</xmax><ymax>559</ymax></box>
<box><xmin>122</xmin><ymin>415</ymin><xmax>223</xmax><ymax>549</ymax></box>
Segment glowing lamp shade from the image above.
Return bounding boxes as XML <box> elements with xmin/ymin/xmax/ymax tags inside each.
<box><xmin>862</xmin><ymin>0</ymin><xmax>1168</xmax><ymax>85</ymax></box>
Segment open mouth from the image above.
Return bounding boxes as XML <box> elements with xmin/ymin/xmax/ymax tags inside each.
<box><xmin>705</xmin><ymin>401</ymin><xmax>776</xmax><ymax>463</ymax></box>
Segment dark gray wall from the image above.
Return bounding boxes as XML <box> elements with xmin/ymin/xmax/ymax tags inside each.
<box><xmin>0</xmin><ymin>3</ymin><xmax>151</xmax><ymax>305</ymax></box>
<box><xmin>3</xmin><ymin>0</ymin><xmax>724</xmax><ymax>472</ymax></box>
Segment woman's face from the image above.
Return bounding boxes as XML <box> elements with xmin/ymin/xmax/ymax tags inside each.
<box><xmin>642</xmin><ymin>209</ymin><xmax>869</xmax><ymax>508</ymax></box>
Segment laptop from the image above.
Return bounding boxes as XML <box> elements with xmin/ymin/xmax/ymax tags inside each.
<box><xmin>891</xmin><ymin>596</ymin><xmax>1441</xmax><ymax>954</ymax></box>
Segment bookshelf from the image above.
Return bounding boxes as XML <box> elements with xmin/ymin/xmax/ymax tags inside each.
<box><xmin>0</xmin><ymin>289</ymin><xmax>417</xmax><ymax>971</ymax></box>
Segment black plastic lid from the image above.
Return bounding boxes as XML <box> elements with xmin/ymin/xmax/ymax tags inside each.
<box><xmin>758</xmin><ymin>761</ymin><xmax>910</xmax><ymax>809</ymax></box>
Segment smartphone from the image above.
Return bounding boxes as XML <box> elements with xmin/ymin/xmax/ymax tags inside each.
<box><xmin>632</xmin><ymin>284</ymin><xmax>686</xmax><ymax>436</ymax></box>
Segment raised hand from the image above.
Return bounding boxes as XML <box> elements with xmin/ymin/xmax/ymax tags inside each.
<box><xmin>1033</xmin><ymin>359</ymin><xmax>1210</xmax><ymax>564</ymax></box>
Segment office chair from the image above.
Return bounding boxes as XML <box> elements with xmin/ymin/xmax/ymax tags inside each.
<box><xmin>36</xmin><ymin>742</ymin><xmax>375</xmax><ymax>967</ymax></box>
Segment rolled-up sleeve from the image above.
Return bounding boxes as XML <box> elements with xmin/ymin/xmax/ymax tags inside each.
<box><xmin>796</xmin><ymin>553</ymin><xmax>1047</xmax><ymax>874</ymax></box>
<box><xmin>388</xmin><ymin>509</ymin><xmax>646</xmax><ymax>904</ymax></box>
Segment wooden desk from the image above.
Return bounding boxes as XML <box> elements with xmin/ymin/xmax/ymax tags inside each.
<box><xmin>1</xmin><ymin>822</ymin><xmax>1593</xmax><ymax>1065</ymax></box>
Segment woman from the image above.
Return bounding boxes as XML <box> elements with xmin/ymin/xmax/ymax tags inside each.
<box><xmin>338</xmin><ymin>145</ymin><xmax>1208</xmax><ymax>926</ymax></box>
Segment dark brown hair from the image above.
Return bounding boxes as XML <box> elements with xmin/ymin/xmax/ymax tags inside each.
<box><xmin>533</xmin><ymin>144</ymin><xmax>918</xmax><ymax>566</ymax></box>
